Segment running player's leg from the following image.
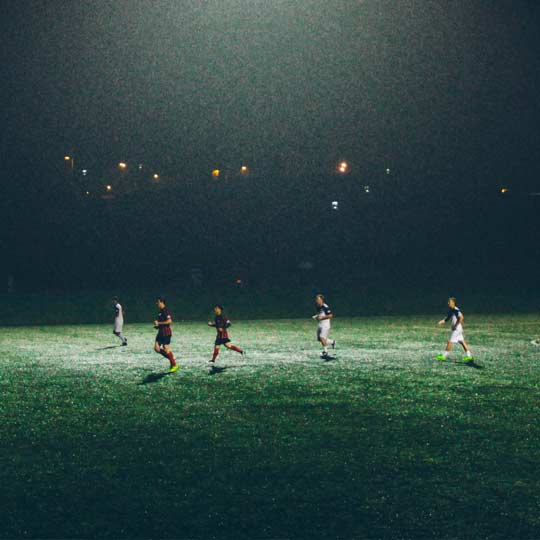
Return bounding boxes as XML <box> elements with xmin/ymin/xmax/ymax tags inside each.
<box><xmin>460</xmin><ymin>340</ymin><xmax>473</xmax><ymax>360</ymax></box>
<box><xmin>210</xmin><ymin>345</ymin><xmax>220</xmax><ymax>363</ymax></box>
<box><xmin>224</xmin><ymin>342</ymin><xmax>243</xmax><ymax>354</ymax></box>
<box><xmin>163</xmin><ymin>344</ymin><xmax>176</xmax><ymax>367</ymax></box>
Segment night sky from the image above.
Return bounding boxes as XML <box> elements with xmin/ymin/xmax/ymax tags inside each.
<box><xmin>2</xmin><ymin>1</ymin><xmax>540</xmax><ymax>289</ymax></box>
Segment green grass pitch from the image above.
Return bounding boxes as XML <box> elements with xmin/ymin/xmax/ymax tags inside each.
<box><xmin>1</xmin><ymin>315</ymin><xmax>540</xmax><ymax>539</ymax></box>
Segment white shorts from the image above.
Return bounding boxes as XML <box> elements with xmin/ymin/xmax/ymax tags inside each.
<box><xmin>114</xmin><ymin>320</ymin><xmax>124</xmax><ymax>333</ymax></box>
<box><xmin>317</xmin><ymin>325</ymin><xmax>331</xmax><ymax>341</ymax></box>
<box><xmin>449</xmin><ymin>327</ymin><xmax>464</xmax><ymax>344</ymax></box>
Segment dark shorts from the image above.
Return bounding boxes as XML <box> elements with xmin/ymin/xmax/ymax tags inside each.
<box><xmin>215</xmin><ymin>337</ymin><xmax>231</xmax><ymax>346</ymax></box>
<box><xmin>156</xmin><ymin>333</ymin><xmax>172</xmax><ymax>346</ymax></box>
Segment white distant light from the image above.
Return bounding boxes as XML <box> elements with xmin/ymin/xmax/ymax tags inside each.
<box><xmin>332</xmin><ymin>201</ymin><xmax>339</xmax><ymax>210</ymax></box>
<box><xmin>386</xmin><ymin>168</ymin><xmax>391</xmax><ymax>175</ymax></box>
<box><xmin>138</xmin><ymin>164</ymin><xmax>143</xmax><ymax>170</ymax></box>
<box><xmin>82</xmin><ymin>169</ymin><xmax>88</xmax><ymax>176</ymax></box>
<box><xmin>364</xmin><ymin>185</ymin><xmax>370</xmax><ymax>193</ymax></box>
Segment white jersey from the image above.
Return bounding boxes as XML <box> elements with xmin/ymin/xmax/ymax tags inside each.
<box><xmin>316</xmin><ymin>303</ymin><xmax>333</xmax><ymax>329</ymax></box>
<box><xmin>445</xmin><ymin>306</ymin><xmax>464</xmax><ymax>343</ymax></box>
<box><xmin>114</xmin><ymin>302</ymin><xmax>124</xmax><ymax>332</ymax></box>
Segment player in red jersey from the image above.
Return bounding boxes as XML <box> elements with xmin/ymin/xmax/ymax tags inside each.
<box><xmin>153</xmin><ymin>296</ymin><xmax>178</xmax><ymax>373</ymax></box>
<box><xmin>207</xmin><ymin>304</ymin><xmax>244</xmax><ymax>364</ymax></box>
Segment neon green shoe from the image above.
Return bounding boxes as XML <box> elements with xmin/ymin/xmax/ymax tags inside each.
<box><xmin>168</xmin><ymin>365</ymin><xmax>179</xmax><ymax>373</ymax></box>
<box><xmin>436</xmin><ymin>354</ymin><xmax>446</xmax><ymax>361</ymax></box>
<box><xmin>463</xmin><ymin>356</ymin><xmax>474</xmax><ymax>362</ymax></box>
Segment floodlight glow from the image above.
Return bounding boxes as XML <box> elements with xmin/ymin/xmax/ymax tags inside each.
<box><xmin>118</xmin><ymin>162</ymin><xmax>127</xmax><ymax>169</ymax></box>
<box><xmin>501</xmin><ymin>187</ymin><xmax>508</xmax><ymax>193</ymax></box>
<box><xmin>106</xmin><ymin>184</ymin><xmax>112</xmax><ymax>191</ymax></box>
<box><xmin>212</xmin><ymin>169</ymin><xmax>220</xmax><ymax>178</ymax></box>
<box><xmin>82</xmin><ymin>169</ymin><xmax>88</xmax><ymax>176</ymax></box>
<box><xmin>332</xmin><ymin>201</ymin><xmax>339</xmax><ymax>210</ymax></box>
<box><xmin>240</xmin><ymin>165</ymin><xmax>248</xmax><ymax>174</ymax></box>
<box><xmin>153</xmin><ymin>174</ymin><xmax>159</xmax><ymax>180</ymax></box>
<box><xmin>64</xmin><ymin>155</ymin><xmax>71</xmax><ymax>161</ymax></box>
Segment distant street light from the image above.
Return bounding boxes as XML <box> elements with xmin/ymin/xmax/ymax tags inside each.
<box><xmin>501</xmin><ymin>187</ymin><xmax>508</xmax><ymax>194</ymax></box>
<box><xmin>106</xmin><ymin>184</ymin><xmax>112</xmax><ymax>191</ymax></box>
<box><xmin>240</xmin><ymin>165</ymin><xmax>248</xmax><ymax>175</ymax></box>
<box><xmin>118</xmin><ymin>162</ymin><xmax>127</xmax><ymax>170</ymax></box>
<box><xmin>64</xmin><ymin>155</ymin><xmax>74</xmax><ymax>171</ymax></box>
<box><xmin>153</xmin><ymin>173</ymin><xmax>159</xmax><ymax>181</ymax></box>
<box><xmin>212</xmin><ymin>169</ymin><xmax>220</xmax><ymax>178</ymax></box>
<box><xmin>337</xmin><ymin>161</ymin><xmax>349</xmax><ymax>174</ymax></box>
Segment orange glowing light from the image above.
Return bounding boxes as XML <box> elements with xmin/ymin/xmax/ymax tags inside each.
<box><xmin>501</xmin><ymin>187</ymin><xmax>508</xmax><ymax>193</ymax></box>
<box><xmin>212</xmin><ymin>169</ymin><xmax>220</xmax><ymax>178</ymax></box>
<box><xmin>118</xmin><ymin>162</ymin><xmax>127</xmax><ymax>169</ymax></box>
<box><xmin>106</xmin><ymin>185</ymin><xmax>112</xmax><ymax>191</ymax></box>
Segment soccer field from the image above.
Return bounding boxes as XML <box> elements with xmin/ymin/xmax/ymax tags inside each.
<box><xmin>1</xmin><ymin>315</ymin><xmax>540</xmax><ymax>539</ymax></box>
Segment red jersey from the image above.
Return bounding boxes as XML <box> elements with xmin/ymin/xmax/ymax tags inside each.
<box><xmin>213</xmin><ymin>314</ymin><xmax>231</xmax><ymax>340</ymax></box>
<box><xmin>156</xmin><ymin>307</ymin><xmax>172</xmax><ymax>337</ymax></box>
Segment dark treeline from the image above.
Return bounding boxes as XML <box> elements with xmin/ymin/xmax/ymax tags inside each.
<box><xmin>3</xmin><ymin>160</ymin><xmax>539</xmax><ymax>293</ymax></box>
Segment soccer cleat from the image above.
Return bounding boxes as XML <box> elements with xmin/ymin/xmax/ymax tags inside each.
<box><xmin>320</xmin><ymin>352</ymin><xmax>330</xmax><ymax>359</ymax></box>
<box><xmin>463</xmin><ymin>355</ymin><xmax>474</xmax><ymax>362</ymax></box>
<box><xmin>122</xmin><ymin>340</ymin><xmax>128</xmax><ymax>346</ymax></box>
<box><xmin>531</xmin><ymin>340</ymin><xmax>540</xmax><ymax>346</ymax></box>
<box><xmin>168</xmin><ymin>365</ymin><xmax>179</xmax><ymax>373</ymax></box>
<box><xmin>436</xmin><ymin>354</ymin><xmax>446</xmax><ymax>361</ymax></box>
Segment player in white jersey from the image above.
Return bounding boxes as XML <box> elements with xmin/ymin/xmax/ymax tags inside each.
<box><xmin>436</xmin><ymin>297</ymin><xmax>472</xmax><ymax>362</ymax></box>
<box><xmin>112</xmin><ymin>296</ymin><xmax>127</xmax><ymax>346</ymax></box>
<box><xmin>312</xmin><ymin>294</ymin><xmax>336</xmax><ymax>359</ymax></box>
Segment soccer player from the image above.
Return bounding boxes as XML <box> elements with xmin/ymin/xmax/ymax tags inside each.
<box><xmin>112</xmin><ymin>296</ymin><xmax>127</xmax><ymax>346</ymax></box>
<box><xmin>313</xmin><ymin>294</ymin><xmax>336</xmax><ymax>359</ymax></box>
<box><xmin>436</xmin><ymin>297</ymin><xmax>474</xmax><ymax>362</ymax></box>
<box><xmin>153</xmin><ymin>296</ymin><xmax>178</xmax><ymax>373</ymax></box>
<box><xmin>207</xmin><ymin>304</ymin><xmax>244</xmax><ymax>364</ymax></box>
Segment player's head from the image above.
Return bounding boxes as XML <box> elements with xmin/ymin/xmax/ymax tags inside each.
<box><xmin>213</xmin><ymin>304</ymin><xmax>223</xmax><ymax>315</ymax></box>
<box><xmin>112</xmin><ymin>296</ymin><xmax>119</xmax><ymax>304</ymax></box>
<box><xmin>156</xmin><ymin>296</ymin><xmax>167</xmax><ymax>309</ymax></box>
<box><xmin>448</xmin><ymin>297</ymin><xmax>456</xmax><ymax>309</ymax></box>
<box><xmin>315</xmin><ymin>294</ymin><xmax>325</xmax><ymax>306</ymax></box>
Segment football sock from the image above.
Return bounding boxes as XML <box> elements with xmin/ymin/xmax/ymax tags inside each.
<box><xmin>230</xmin><ymin>345</ymin><xmax>243</xmax><ymax>354</ymax></box>
<box><xmin>167</xmin><ymin>351</ymin><xmax>176</xmax><ymax>366</ymax></box>
<box><xmin>212</xmin><ymin>348</ymin><xmax>220</xmax><ymax>362</ymax></box>
<box><xmin>466</xmin><ymin>350</ymin><xmax>472</xmax><ymax>357</ymax></box>
<box><xmin>443</xmin><ymin>351</ymin><xmax>449</xmax><ymax>358</ymax></box>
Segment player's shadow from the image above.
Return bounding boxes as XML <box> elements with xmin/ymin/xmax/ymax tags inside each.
<box><xmin>95</xmin><ymin>345</ymin><xmax>123</xmax><ymax>351</ymax></box>
<box><xmin>209</xmin><ymin>366</ymin><xmax>228</xmax><ymax>375</ymax></box>
<box><xmin>322</xmin><ymin>355</ymin><xmax>337</xmax><ymax>362</ymax></box>
<box><xmin>456</xmin><ymin>360</ymin><xmax>483</xmax><ymax>370</ymax></box>
<box><xmin>139</xmin><ymin>372</ymin><xmax>171</xmax><ymax>385</ymax></box>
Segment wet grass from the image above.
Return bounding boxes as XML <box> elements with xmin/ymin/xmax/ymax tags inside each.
<box><xmin>1</xmin><ymin>315</ymin><xmax>540</xmax><ymax>539</ymax></box>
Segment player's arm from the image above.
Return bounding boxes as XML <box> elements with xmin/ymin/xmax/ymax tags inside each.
<box><xmin>438</xmin><ymin>310</ymin><xmax>451</xmax><ymax>326</ymax></box>
<box><xmin>155</xmin><ymin>316</ymin><xmax>172</xmax><ymax>326</ymax></box>
<box><xmin>208</xmin><ymin>321</ymin><xmax>216</xmax><ymax>327</ymax></box>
